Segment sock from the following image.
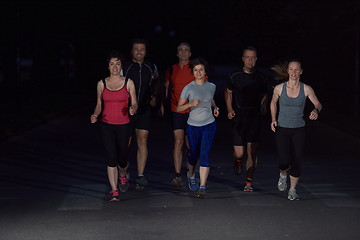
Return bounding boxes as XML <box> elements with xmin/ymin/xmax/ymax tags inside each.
<box><xmin>187</xmin><ymin>171</ymin><xmax>195</xmax><ymax>179</ymax></box>
<box><xmin>280</xmin><ymin>173</ymin><xmax>287</xmax><ymax>178</ymax></box>
<box><xmin>199</xmin><ymin>185</ymin><xmax>206</xmax><ymax>190</ymax></box>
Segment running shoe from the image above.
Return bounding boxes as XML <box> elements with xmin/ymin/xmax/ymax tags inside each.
<box><xmin>107</xmin><ymin>190</ymin><xmax>120</xmax><ymax>202</ymax></box>
<box><xmin>288</xmin><ymin>189</ymin><xmax>299</xmax><ymax>201</ymax></box>
<box><xmin>187</xmin><ymin>171</ymin><xmax>199</xmax><ymax>192</ymax></box>
<box><xmin>136</xmin><ymin>175</ymin><xmax>148</xmax><ymax>190</ymax></box>
<box><xmin>196</xmin><ymin>187</ymin><xmax>206</xmax><ymax>198</ymax></box>
<box><xmin>171</xmin><ymin>176</ymin><xmax>183</xmax><ymax>188</ymax></box>
<box><xmin>119</xmin><ymin>176</ymin><xmax>129</xmax><ymax>192</ymax></box>
<box><xmin>234</xmin><ymin>159</ymin><xmax>242</xmax><ymax>175</ymax></box>
<box><xmin>278</xmin><ymin>173</ymin><xmax>287</xmax><ymax>192</ymax></box>
<box><xmin>244</xmin><ymin>178</ymin><xmax>254</xmax><ymax>192</ymax></box>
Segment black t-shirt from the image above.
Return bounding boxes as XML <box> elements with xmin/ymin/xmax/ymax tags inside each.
<box><xmin>227</xmin><ymin>69</ymin><xmax>267</xmax><ymax>111</ymax></box>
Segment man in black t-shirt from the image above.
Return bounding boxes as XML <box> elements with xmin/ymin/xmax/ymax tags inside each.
<box><xmin>225</xmin><ymin>46</ymin><xmax>267</xmax><ymax>192</ymax></box>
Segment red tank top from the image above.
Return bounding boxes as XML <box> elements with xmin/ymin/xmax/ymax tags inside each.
<box><xmin>101</xmin><ymin>81</ymin><xmax>130</xmax><ymax>125</ymax></box>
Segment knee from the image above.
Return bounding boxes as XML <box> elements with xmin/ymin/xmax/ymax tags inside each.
<box><xmin>137</xmin><ymin>136</ymin><xmax>148</xmax><ymax>148</ymax></box>
<box><xmin>233</xmin><ymin>151</ymin><xmax>244</xmax><ymax>159</ymax></box>
<box><xmin>174</xmin><ymin>137</ymin><xmax>184</xmax><ymax>149</ymax></box>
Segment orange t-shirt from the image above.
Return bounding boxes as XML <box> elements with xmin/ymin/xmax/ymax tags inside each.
<box><xmin>166</xmin><ymin>63</ymin><xmax>194</xmax><ymax>113</ymax></box>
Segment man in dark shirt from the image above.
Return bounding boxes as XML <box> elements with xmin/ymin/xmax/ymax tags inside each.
<box><xmin>123</xmin><ymin>38</ymin><xmax>158</xmax><ymax>190</ymax></box>
<box><xmin>225</xmin><ymin>46</ymin><xmax>267</xmax><ymax>192</ymax></box>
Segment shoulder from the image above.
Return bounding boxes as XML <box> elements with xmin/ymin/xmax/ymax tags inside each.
<box><xmin>97</xmin><ymin>79</ymin><xmax>105</xmax><ymax>91</ymax></box>
<box><xmin>127</xmin><ymin>78</ymin><xmax>135</xmax><ymax>85</ymax></box>
<box><xmin>206</xmin><ymin>81</ymin><xmax>216</xmax><ymax>88</ymax></box>
<box><xmin>184</xmin><ymin>81</ymin><xmax>195</xmax><ymax>89</ymax></box>
<box><xmin>186</xmin><ymin>81</ymin><xmax>195</xmax><ymax>87</ymax></box>
<box><xmin>122</xmin><ymin>61</ymin><xmax>134</xmax><ymax>75</ymax></box>
<box><xmin>255</xmin><ymin>67</ymin><xmax>273</xmax><ymax>79</ymax></box>
<box><xmin>273</xmin><ymin>83</ymin><xmax>283</xmax><ymax>94</ymax></box>
<box><xmin>97</xmin><ymin>78</ymin><xmax>106</xmax><ymax>86</ymax></box>
<box><xmin>303</xmin><ymin>83</ymin><xmax>311</xmax><ymax>90</ymax></box>
<box><xmin>303</xmin><ymin>83</ymin><xmax>314</xmax><ymax>95</ymax></box>
<box><xmin>229</xmin><ymin>70</ymin><xmax>244</xmax><ymax>79</ymax></box>
<box><xmin>144</xmin><ymin>60</ymin><xmax>155</xmax><ymax>69</ymax></box>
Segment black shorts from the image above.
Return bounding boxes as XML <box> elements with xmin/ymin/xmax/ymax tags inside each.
<box><xmin>130</xmin><ymin>108</ymin><xmax>152</xmax><ymax>131</ymax></box>
<box><xmin>171</xmin><ymin>112</ymin><xmax>189</xmax><ymax>131</ymax></box>
<box><xmin>232</xmin><ymin>109</ymin><xmax>261</xmax><ymax>146</ymax></box>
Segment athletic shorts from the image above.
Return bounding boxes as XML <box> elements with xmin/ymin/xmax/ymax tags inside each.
<box><xmin>130</xmin><ymin>108</ymin><xmax>152</xmax><ymax>131</ymax></box>
<box><xmin>171</xmin><ymin>112</ymin><xmax>189</xmax><ymax>131</ymax></box>
<box><xmin>232</xmin><ymin>109</ymin><xmax>261</xmax><ymax>146</ymax></box>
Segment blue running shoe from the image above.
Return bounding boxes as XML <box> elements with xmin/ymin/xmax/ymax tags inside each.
<box><xmin>187</xmin><ymin>171</ymin><xmax>199</xmax><ymax>191</ymax></box>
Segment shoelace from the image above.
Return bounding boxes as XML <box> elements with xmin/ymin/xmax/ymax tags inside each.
<box><xmin>120</xmin><ymin>177</ymin><xmax>127</xmax><ymax>185</ymax></box>
<box><xmin>110</xmin><ymin>190</ymin><xmax>119</xmax><ymax>196</ymax></box>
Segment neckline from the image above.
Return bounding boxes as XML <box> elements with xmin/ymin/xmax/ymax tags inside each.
<box><xmin>105</xmin><ymin>79</ymin><xmax>126</xmax><ymax>92</ymax></box>
<box><xmin>285</xmin><ymin>82</ymin><xmax>301</xmax><ymax>99</ymax></box>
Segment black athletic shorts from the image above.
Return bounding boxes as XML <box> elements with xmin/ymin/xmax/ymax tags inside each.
<box><xmin>130</xmin><ymin>108</ymin><xmax>152</xmax><ymax>131</ymax></box>
<box><xmin>171</xmin><ymin>112</ymin><xmax>189</xmax><ymax>131</ymax></box>
<box><xmin>232</xmin><ymin>109</ymin><xmax>261</xmax><ymax>146</ymax></box>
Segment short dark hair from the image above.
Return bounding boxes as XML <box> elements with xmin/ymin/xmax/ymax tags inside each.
<box><xmin>242</xmin><ymin>46</ymin><xmax>257</xmax><ymax>56</ymax></box>
<box><xmin>106</xmin><ymin>50</ymin><xmax>124</xmax><ymax>64</ymax></box>
<box><xmin>131</xmin><ymin>38</ymin><xmax>147</xmax><ymax>49</ymax></box>
<box><xmin>177</xmin><ymin>42</ymin><xmax>191</xmax><ymax>51</ymax></box>
<box><xmin>190</xmin><ymin>57</ymin><xmax>209</xmax><ymax>74</ymax></box>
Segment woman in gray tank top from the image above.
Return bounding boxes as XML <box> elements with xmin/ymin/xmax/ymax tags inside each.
<box><xmin>270</xmin><ymin>59</ymin><xmax>322</xmax><ymax>201</ymax></box>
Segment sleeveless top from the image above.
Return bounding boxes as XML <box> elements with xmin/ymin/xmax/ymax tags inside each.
<box><xmin>101</xmin><ymin>78</ymin><xmax>130</xmax><ymax>125</ymax></box>
<box><xmin>278</xmin><ymin>82</ymin><xmax>306</xmax><ymax>128</ymax></box>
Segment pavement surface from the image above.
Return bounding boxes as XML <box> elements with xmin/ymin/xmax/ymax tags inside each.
<box><xmin>1</xmin><ymin>67</ymin><xmax>360</xmax><ymax>240</ymax></box>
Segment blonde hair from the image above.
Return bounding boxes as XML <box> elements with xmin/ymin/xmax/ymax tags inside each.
<box><xmin>271</xmin><ymin>61</ymin><xmax>288</xmax><ymax>82</ymax></box>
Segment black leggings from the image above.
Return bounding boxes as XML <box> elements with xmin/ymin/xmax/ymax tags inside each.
<box><xmin>100</xmin><ymin>122</ymin><xmax>130</xmax><ymax>168</ymax></box>
<box><xmin>275</xmin><ymin>126</ymin><xmax>305</xmax><ymax>178</ymax></box>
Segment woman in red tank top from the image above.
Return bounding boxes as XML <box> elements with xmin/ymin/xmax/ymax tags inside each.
<box><xmin>90</xmin><ymin>50</ymin><xmax>137</xmax><ymax>202</ymax></box>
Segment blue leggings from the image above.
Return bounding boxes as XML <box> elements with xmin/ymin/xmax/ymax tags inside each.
<box><xmin>186</xmin><ymin>121</ymin><xmax>216</xmax><ymax>167</ymax></box>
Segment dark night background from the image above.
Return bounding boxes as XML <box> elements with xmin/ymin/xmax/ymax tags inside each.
<box><xmin>1</xmin><ymin>0</ymin><xmax>360</xmax><ymax>140</ymax></box>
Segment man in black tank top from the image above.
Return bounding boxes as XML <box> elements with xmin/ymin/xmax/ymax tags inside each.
<box><xmin>225</xmin><ymin>46</ymin><xmax>268</xmax><ymax>192</ymax></box>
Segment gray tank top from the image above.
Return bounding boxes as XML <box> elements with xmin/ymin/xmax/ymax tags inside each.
<box><xmin>278</xmin><ymin>82</ymin><xmax>306</xmax><ymax>128</ymax></box>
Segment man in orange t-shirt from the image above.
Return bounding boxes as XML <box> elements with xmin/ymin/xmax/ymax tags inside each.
<box><xmin>160</xmin><ymin>42</ymin><xmax>194</xmax><ymax>187</ymax></box>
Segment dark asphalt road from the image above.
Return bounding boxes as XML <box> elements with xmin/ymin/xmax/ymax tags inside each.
<box><xmin>1</xmin><ymin>69</ymin><xmax>360</xmax><ymax>240</ymax></box>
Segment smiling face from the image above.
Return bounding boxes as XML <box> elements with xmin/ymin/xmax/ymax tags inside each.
<box><xmin>131</xmin><ymin>43</ymin><xmax>146</xmax><ymax>63</ymax></box>
<box><xmin>192</xmin><ymin>64</ymin><xmax>206</xmax><ymax>80</ymax></box>
<box><xmin>287</xmin><ymin>61</ymin><xmax>302</xmax><ymax>81</ymax></box>
<box><xmin>108</xmin><ymin>57</ymin><xmax>122</xmax><ymax>75</ymax></box>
